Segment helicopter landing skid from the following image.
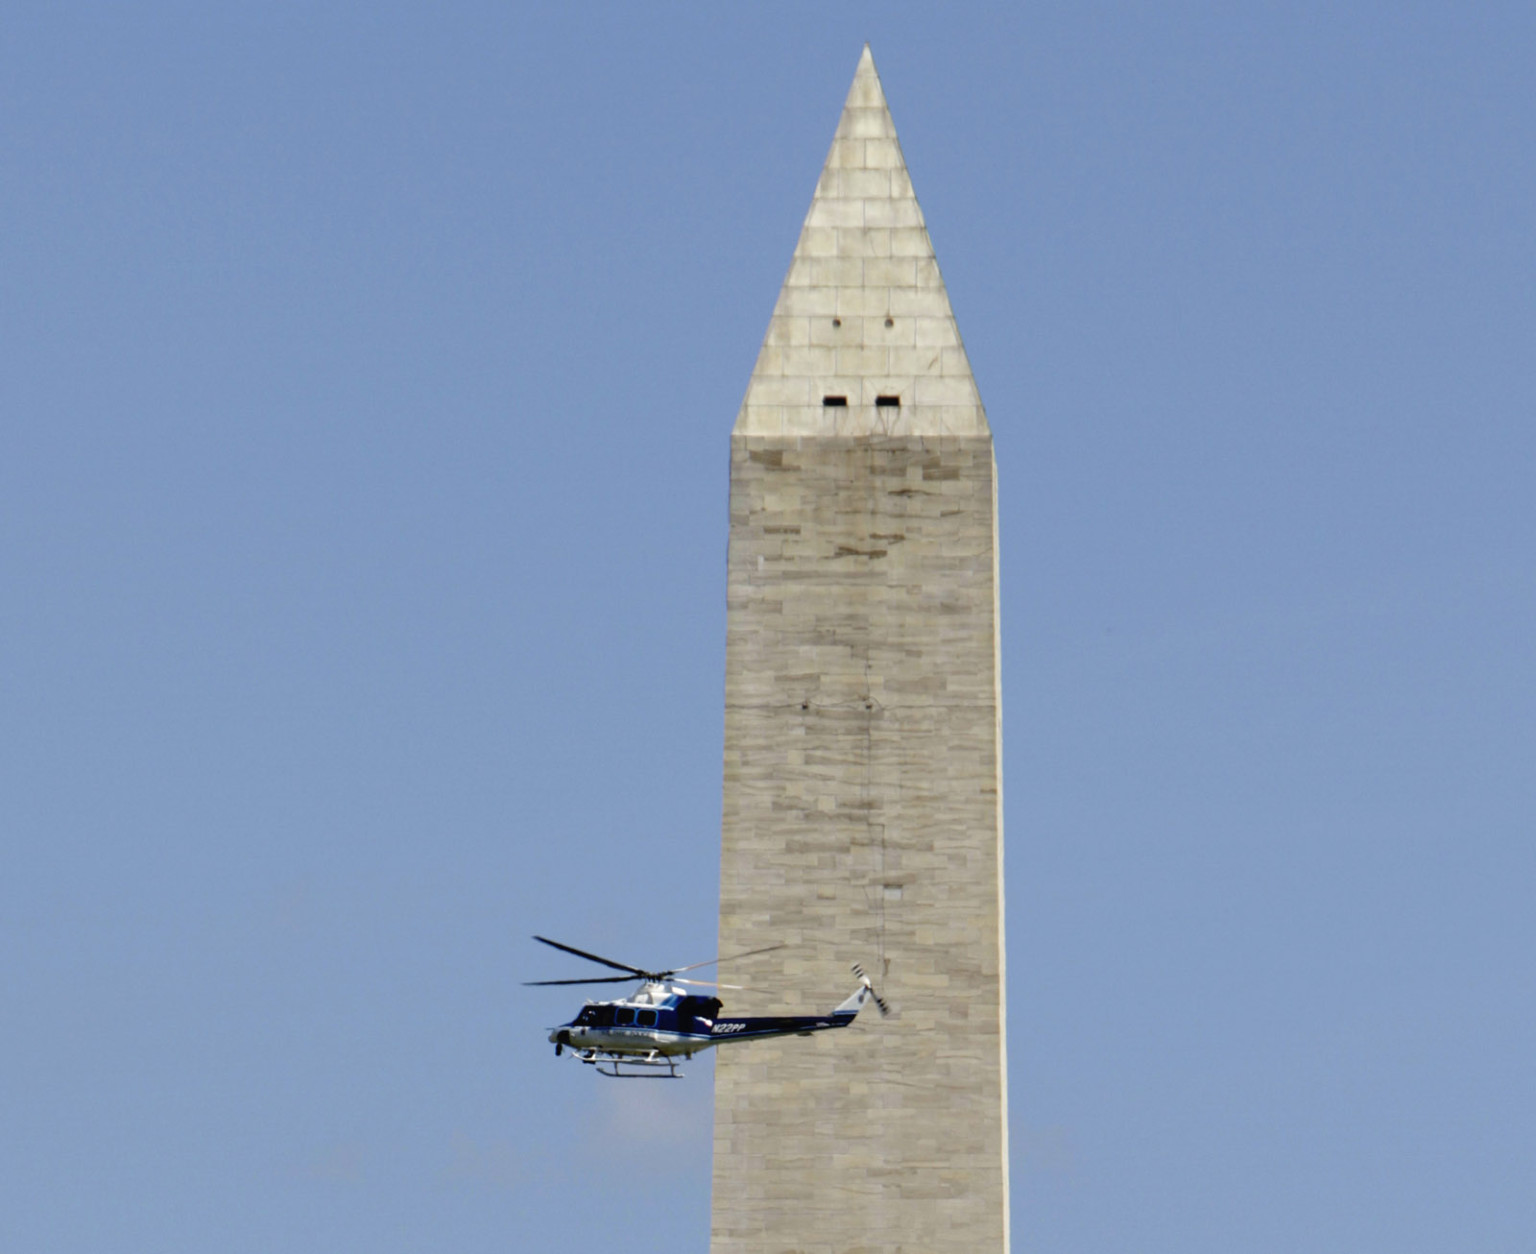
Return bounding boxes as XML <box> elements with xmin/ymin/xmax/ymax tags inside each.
<box><xmin>583</xmin><ymin>1052</ymin><xmax>682</xmax><ymax>1079</ymax></box>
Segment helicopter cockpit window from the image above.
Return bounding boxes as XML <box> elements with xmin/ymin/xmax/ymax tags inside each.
<box><xmin>636</xmin><ymin>1009</ymin><xmax>657</xmax><ymax>1027</ymax></box>
<box><xmin>614</xmin><ymin>1007</ymin><xmax>635</xmax><ymax>1026</ymax></box>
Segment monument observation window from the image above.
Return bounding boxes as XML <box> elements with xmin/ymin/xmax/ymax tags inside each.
<box><xmin>822</xmin><ymin>395</ymin><xmax>848</xmax><ymax>407</ymax></box>
<box><xmin>876</xmin><ymin>395</ymin><xmax>901</xmax><ymax>408</ymax></box>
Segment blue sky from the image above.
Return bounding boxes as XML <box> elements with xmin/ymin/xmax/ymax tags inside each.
<box><xmin>3</xmin><ymin>5</ymin><xmax>1533</xmax><ymax>1251</ymax></box>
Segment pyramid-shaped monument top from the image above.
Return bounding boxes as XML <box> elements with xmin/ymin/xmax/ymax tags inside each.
<box><xmin>736</xmin><ymin>47</ymin><xmax>987</xmax><ymax>438</ymax></box>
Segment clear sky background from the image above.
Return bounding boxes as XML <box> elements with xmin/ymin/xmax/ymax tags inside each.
<box><xmin>3</xmin><ymin>4</ymin><xmax>1533</xmax><ymax>1251</ymax></box>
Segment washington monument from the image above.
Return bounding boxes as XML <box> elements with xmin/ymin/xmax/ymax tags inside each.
<box><xmin>713</xmin><ymin>47</ymin><xmax>1009</xmax><ymax>1254</ymax></box>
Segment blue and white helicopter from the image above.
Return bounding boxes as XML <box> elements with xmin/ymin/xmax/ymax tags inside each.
<box><xmin>527</xmin><ymin>935</ymin><xmax>889</xmax><ymax>1078</ymax></box>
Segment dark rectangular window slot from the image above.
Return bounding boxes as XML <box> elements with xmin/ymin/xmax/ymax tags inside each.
<box><xmin>876</xmin><ymin>395</ymin><xmax>901</xmax><ymax>408</ymax></box>
<box><xmin>822</xmin><ymin>395</ymin><xmax>848</xmax><ymax>407</ymax></box>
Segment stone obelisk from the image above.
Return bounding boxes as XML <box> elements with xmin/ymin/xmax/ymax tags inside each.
<box><xmin>713</xmin><ymin>47</ymin><xmax>1008</xmax><ymax>1254</ymax></box>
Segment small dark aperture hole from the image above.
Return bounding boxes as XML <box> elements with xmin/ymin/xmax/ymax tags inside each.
<box><xmin>884</xmin><ymin>317</ymin><xmax>894</xmax><ymax>327</ymax></box>
<box><xmin>832</xmin><ymin>317</ymin><xmax>842</xmax><ymax>327</ymax></box>
<box><xmin>822</xmin><ymin>395</ymin><xmax>848</xmax><ymax>407</ymax></box>
<box><xmin>876</xmin><ymin>395</ymin><xmax>901</xmax><ymax>408</ymax></box>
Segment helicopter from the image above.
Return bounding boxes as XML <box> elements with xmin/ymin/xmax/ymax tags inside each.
<box><xmin>526</xmin><ymin>935</ymin><xmax>889</xmax><ymax>1078</ymax></box>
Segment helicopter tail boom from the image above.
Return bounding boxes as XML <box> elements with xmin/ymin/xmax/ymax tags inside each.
<box><xmin>703</xmin><ymin>966</ymin><xmax>890</xmax><ymax>1045</ymax></box>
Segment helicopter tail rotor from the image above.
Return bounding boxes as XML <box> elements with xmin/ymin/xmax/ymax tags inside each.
<box><xmin>851</xmin><ymin>963</ymin><xmax>891</xmax><ymax>1018</ymax></box>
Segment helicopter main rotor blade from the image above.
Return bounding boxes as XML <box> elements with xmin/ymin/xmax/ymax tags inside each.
<box><xmin>522</xmin><ymin>975</ymin><xmax>641</xmax><ymax>987</ymax></box>
<box><xmin>531</xmin><ymin>935</ymin><xmax>648</xmax><ymax>977</ymax></box>
<box><xmin>671</xmin><ymin>977</ymin><xmax>751</xmax><ymax>990</ymax></box>
<box><xmin>670</xmin><ymin>943</ymin><xmax>787</xmax><ymax>975</ymax></box>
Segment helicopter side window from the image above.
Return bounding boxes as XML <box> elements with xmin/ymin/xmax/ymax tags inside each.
<box><xmin>636</xmin><ymin>1009</ymin><xmax>657</xmax><ymax>1027</ymax></box>
<box><xmin>614</xmin><ymin>1007</ymin><xmax>635</xmax><ymax>1026</ymax></box>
